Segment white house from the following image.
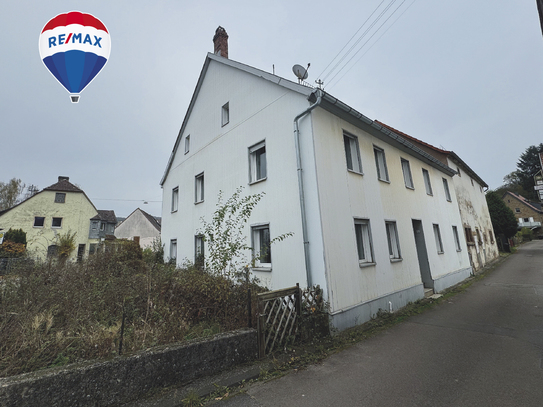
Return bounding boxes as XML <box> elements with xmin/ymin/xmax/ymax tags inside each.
<box><xmin>114</xmin><ymin>208</ymin><xmax>161</xmax><ymax>248</ymax></box>
<box><xmin>160</xmin><ymin>28</ymin><xmax>473</xmax><ymax>330</ymax></box>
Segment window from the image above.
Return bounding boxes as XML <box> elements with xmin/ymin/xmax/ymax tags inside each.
<box><xmin>515</xmin><ymin>208</ymin><xmax>520</xmax><ymax>213</ymax></box>
<box><xmin>422</xmin><ymin>169</ymin><xmax>433</xmax><ymax>195</ymax></box>
<box><xmin>55</xmin><ymin>193</ymin><xmax>66</xmax><ymax>203</ymax></box>
<box><xmin>401</xmin><ymin>158</ymin><xmax>414</xmax><ymax>189</ymax></box>
<box><xmin>91</xmin><ymin>220</ymin><xmax>99</xmax><ymax>230</ymax></box>
<box><xmin>433</xmin><ymin>224</ymin><xmax>444</xmax><ymax>254</ymax></box>
<box><xmin>171</xmin><ymin>187</ymin><xmax>179</xmax><ymax>212</ymax></box>
<box><xmin>195</xmin><ymin>235</ymin><xmax>205</xmax><ymax>268</ymax></box>
<box><xmin>470</xmin><ymin>178</ymin><xmax>474</xmax><ymax>186</ymax></box>
<box><xmin>89</xmin><ymin>243</ymin><xmax>97</xmax><ymax>255</ymax></box>
<box><xmin>385</xmin><ymin>221</ymin><xmax>401</xmax><ymax>260</ymax></box>
<box><xmin>221</xmin><ymin>102</ymin><xmax>229</xmax><ymax>126</ymax></box>
<box><xmin>489</xmin><ymin>230</ymin><xmax>495</xmax><ymax>243</ymax></box>
<box><xmin>457</xmin><ymin>167</ymin><xmax>461</xmax><ymax>177</ymax></box>
<box><xmin>184</xmin><ymin>135</ymin><xmax>190</xmax><ymax>154</ymax></box>
<box><xmin>443</xmin><ymin>178</ymin><xmax>452</xmax><ymax>201</ymax></box>
<box><xmin>354</xmin><ymin>219</ymin><xmax>374</xmax><ymax>265</ymax></box>
<box><xmin>100</xmin><ymin>222</ymin><xmax>105</xmax><ymax>231</ymax></box>
<box><xmin>47</xmin><ymin>244</ymin><xmax>58</xmax><ymax>257</ymax></box>
<box><xmin>249</xmin><ymin>141</ymin><xmax>267</xmax><ymax>183</ymax></box>
<box><xmin>465</xmin><ymin>227</ymin><xmax>474</xmax><ymax>244</ymax></box>
<box><xmin>452</xmin><ymin>226</ymin><xmax>461</xmax><ymax>251</ymax></box>
<box><xmin>343</xmin><ymin>133</ymin><xmax>362</xmax><ymax>174</ymax></box>
<box><xmin>34</xmin><ymin>216</ymin><xmax>45</xmax><ymax>227</ymax></box>
<box><xmin>52</xmin><ymin>217</ymin><xmax>62</xmax><ymax>228</ymax></box>
<box><xmin>170</xmin><ymin>239</ymin><xmax>177</xmax><ymax>261</ymax></box>
<box><xmin>195</xmin><ymin>173</ymin><xmax>204</xmax><ymax>203</ymax></box>
<box><xmin>373</xmin><ymin>146</ymin><xmax>389</xmax><ymax>182</ymax></box>
<box><xmin>252</xmin><ymin>224</ymin><xmax>271</xmax><ymax>268</ymax></box>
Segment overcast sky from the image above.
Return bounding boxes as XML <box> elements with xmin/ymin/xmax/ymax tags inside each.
<box><xmin>1</xmin><ymin>1</ymin><xmax>542</xmax><ymax>217</ymax></box>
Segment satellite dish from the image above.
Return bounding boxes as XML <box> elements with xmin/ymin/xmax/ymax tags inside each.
<box><xmin>292</xmin><ymin>64</ymin><xmax>309</xmax><ymax>80</ymax></box>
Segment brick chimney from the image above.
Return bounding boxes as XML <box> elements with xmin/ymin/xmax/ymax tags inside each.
<box><xmin>58</xmin><ymin>176</ymin><xmax>69</xmax><ymax>182</ymax></box>
<box><xmin>213</xmin><ymin>26</ymin><xmax>228</xmax><ymax>58</ymax></box>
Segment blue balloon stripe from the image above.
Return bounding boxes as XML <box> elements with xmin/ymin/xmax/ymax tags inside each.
<box><xmin>42</xmin><ymin>51</ymin><xmax>107</xmax><ymax>94</ymax></box>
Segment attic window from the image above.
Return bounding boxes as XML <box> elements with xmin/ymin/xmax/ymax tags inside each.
<box><xmin>55</xmin><ymin>193</ymin><xmax>66</xmax><ymax>203</ymax></box>
<box><xmin>222</xmin><ymin>102</ymin><xmax>229</xmax><ymax>126</ymax></box>
<box><xmin>34</xmin><ymin>217</ymin><xmax>45</xmax><ymax>227</ymax></box>
<box><xmin>185</xmin><ymin>135</ymin><xmax>190</xmax><ymax>154</ymax></box>
<box><xmin>52</xmin><ymin>217</ymin><xmax>62</xmax><ymax>228</ymax></box>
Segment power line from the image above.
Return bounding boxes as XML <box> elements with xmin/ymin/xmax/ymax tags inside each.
<box><xmin>327</xmin><ymin>0</ymin><xmax>417</xmax><ymax>90</ymax></box>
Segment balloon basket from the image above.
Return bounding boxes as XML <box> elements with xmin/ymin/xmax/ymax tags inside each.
<box><xmin>70</xmin><ymin>95</ymin><xmax>80</xmax><ymax>103</ymax></box>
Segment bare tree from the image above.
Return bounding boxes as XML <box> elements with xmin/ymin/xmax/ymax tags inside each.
<box><xmin>0</xmin><ymin>178</ymin><xmax>25</xmax><ymax>211</ymax></box>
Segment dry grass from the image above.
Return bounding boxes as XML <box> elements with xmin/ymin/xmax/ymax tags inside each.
<box><xmin>0</xmin><ymin>243</ymin><xmax>265</xmax><ymax>378</ymax></box>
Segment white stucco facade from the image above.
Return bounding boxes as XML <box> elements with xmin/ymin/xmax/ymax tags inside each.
<box><xmin>161</xmin><ymin>53</ymin><xmax>474</xmax><ymax>330</ymax></box>
<box><xmin>114</xmin><ymin>208</ymin><xmax>161</xmax><ymax>249</ymax></box>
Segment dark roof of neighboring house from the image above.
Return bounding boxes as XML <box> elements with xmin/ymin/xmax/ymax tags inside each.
<box><xmin>43</xmin><ymin>177</ymin><xmax>83</xmax><ymax>193</ymax></box>
<box><xmin>115</xmin><ymin>208</ymin><xmax>161</xmax><ymax>231</ymax></box>
<box><xmin>502</xmin><ymin>191</ymin><xmax>543</xmax><ymax>213</ymax></box>
<box><xmin>376</xmin><ymin>121</ymin><xmax>488</xmax><ymax>188</ymax></box>
<box><xmin>91</xmin><ymin>210</ymin><xmax>117</xmax><ymax>224</ymax></box>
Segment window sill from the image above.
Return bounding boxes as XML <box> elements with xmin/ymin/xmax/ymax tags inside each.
<box><xmin>446</xmin><ymin>199</ymin><xmax>452</xmax><ymax>203</ymax></box>
<box><xmin>252</xmin><ymin>267</ymin><xmax>272</xmax><ymax>272</ymax></box>
<box><xmin>378</xmin><ymin>178</ymin><xmax>390</xmax><ymax>184</ymax></box>
<box><xmin>33</xmin><ymin>226</ymin><xmax>44</xmax><ymax>229</ymax></box>
<box><xmin>359</xmin><ymin>261</ymin><xmax>376</xmax><ymax>268</ymax></box>
<box><xmin>171</xmin><ymin>210</ymin><xmax>178</xmax><ymax>213</ymax></box>
<box><xmin>249</xmin><ymin>177</ymin><xmax>267</xmax><ymax>186</ymax></box>
<box><xmin>194</xmin><ymin>200</ymin><xmax>204</xmax><ymax>205</ymax></box>
<box><xmin>347</xmin><ymin>169</ymin><xmax>364</xmax><ymax>176</ymax></box>
<box><xmin>390</xmin><ymin>258</ymin><xmax>402</xmax><ymax>263</ymax></box>
<box><xmin>405</xmin><ymin>186</ymin><xmax>415</xmax><ymax>190</ymax></box>
<box><xmin>437</xmin><ymin>251</ymin><xmax>444</xmax><ymax>255</ymax></box>
<box><xmin>456</xmin><ymin>249</ymin><xmax>462</xmax><ymax>252</ymax></box>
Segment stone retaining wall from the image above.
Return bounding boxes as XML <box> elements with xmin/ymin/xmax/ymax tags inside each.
<box><xmin>0</xmin><ymin>328</ymin><xmax>257</xmax><ymax>407</ymax></box>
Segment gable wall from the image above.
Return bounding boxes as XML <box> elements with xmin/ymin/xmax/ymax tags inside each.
<box><xmin>115</xmin><ymin>210</ymin><xmax>160</xmax><ymax>245</ymax></box>
<box><xmin>161</xmin><ymin>60</ymin><xmax>317</xmax><ymax>289</ymax></box>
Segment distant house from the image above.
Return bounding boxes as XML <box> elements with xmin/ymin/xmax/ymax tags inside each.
<box><xmin>160</xmin><ymin>28</ymin><xmax>474</xmax><ymax>331</ymax></box>
<box><xmin>114</xmin><ymin>208</ymin><xmax>161</xmax><ymax>248</ymax></box>
<box><xmin>376</xmin><ymin>122</ymin><xmax>500</xmax><ymax>272</ymax></box>
<box><xmin>502</xmin><ymin>191</ymin><xmax>543</xmax><ymax>237</ymax></box>
<box><xmin>0</xmin><ymin>176</ymin><xmax>116</xmax><ymax>261</ymax></box>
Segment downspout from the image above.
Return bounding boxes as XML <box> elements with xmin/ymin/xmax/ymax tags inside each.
<box><xmin>293</xmin><ymin>89</ymin><xmax>323</xmax><ymax>288</ymax></box>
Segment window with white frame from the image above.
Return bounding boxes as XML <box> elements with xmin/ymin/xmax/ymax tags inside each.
<box><xmin>374</xmin><ymin>146</ymin><xmax>389</xmax><ymax>182</ymax></box>
<box><xmin>195</xmin><ymin>173</ymin><xmax>204</xmax><ymax>203</ymax></box>
<box><xmin>221</xmin><ymin>102</ymin><xmax>229</xmax><ymax>126</ymax></box>
<box><xmin>184</xmin><ymin>135</ymin><xmax>190</xmax><ymax>154</ymax></box>
<box><xmin>252</xmin><ymin>224</ymin><xmax>271</xmax><ymax>268</ymax></box>
<box><xmin>170</xmin><ymin>239</ymin><xmax>177</xmax><ymax>261</ymax></box>
<box><xmin>433</xmin><ymin>224</ymin><xmax>444</xmax><ymax>253</ymax></box>
<box><xmin>354</xmin><ymin>219</ymin><xmax>374</xmax><ymax>265</ymax></box>
<box><xmin>452</xmin><ymin>226</ymin><xmax>461</xmax><ymax>251</ymax></box>
<box><xmin>343</xmin><ymin>132</ymin><xmax>363</xmax><ymax>174</ymax></box>
<box><xmin>385</xmin><ymin>221</ymin><xmax>401</xmax><ymax>260</ymax></box>
<box><xmin>195</xmin><ymin>235</ymin><xmax>204</xmax><ymax>268</ymax></box>
<box><xmin>52</xmin><ymin>217</ymin><xmax>62</xmax><ymax>228</ymax></box>
<box><xmin>422</xmin><ymin>169</ymin><xmax>433</xmax><ymax>195</ymax></box>
<box><xmin>443</xmin><ymin>178</ymin><xmax>452</xmax><ymax>201</ymax></box>
<box><xmin>249</xmin><ymin>141</ymin><xmax>267</xmax><ymax>183</ymax></box>
<box><xmin>401</xmin><ymin>158</ymin><xmax>414</xmax><ymax>189</ymax></box>
<box><xmin>171</xmin><ymin>187</ymin><xmax>179</xmax><ymax>212</ymax></box>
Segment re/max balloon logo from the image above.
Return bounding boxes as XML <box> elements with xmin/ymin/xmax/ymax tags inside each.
<box><xmin>39</xmin><ymin>11</ymin><xmax>111</xmax><ymax>103</ymax></box>
<box><xmin>48</xmin><ymin>33</ymin><xmax>103</xmax><ymax>48</ymax></box>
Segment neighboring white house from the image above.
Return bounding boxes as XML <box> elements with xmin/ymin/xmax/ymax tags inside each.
<box><xmin>160</xmin><ymin>28</ymin><xmax>473</xmax><ymax>330</ymax></box>
<box><xmin>114</xmin><ymin>208</ymin><xmax>161</xmax><ymax>248</ymax></box>
<box><xmin>376</xmin><ymin>122</ymin><xmax>500</xmax><ymax>272</ymax></box>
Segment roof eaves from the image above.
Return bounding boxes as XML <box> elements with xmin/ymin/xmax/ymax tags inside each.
<box><xmin>315</xmin><ymin>91</ymin><xmax>456</xmax><ymax>176</ymax></box>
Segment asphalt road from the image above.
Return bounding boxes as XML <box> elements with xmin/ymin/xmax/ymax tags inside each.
<box><xmin>217</xmin><ymin>241</ymin><xmax>543</xmax><ymax>407</ymax></box>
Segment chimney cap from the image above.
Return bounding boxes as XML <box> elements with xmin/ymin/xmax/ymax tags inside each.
<box><xmin>58</xmin><ymin>176</ymin><xmax>70</xmax><ymax>182</ymax></box>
